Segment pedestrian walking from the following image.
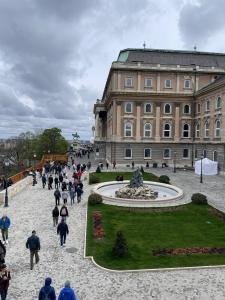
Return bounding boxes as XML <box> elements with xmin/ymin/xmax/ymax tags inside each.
<box><xmin>54</xmin><ymin>176</ymin><xmax>59</xmax><ymax>189</ymax></box>
<box><xmin>62</xmin><ymin>191</ymin><xmax>68</xmax><ymax>205</ymax></box>
<box><xmin>0</xmin><ymin>215</ymin><xmax>10</xmax><ymax>245</ymax></box>
<box><xmin>59</xmin><ymin>174</ymin><xmax>63</xmax><ymax>187</ymax></box>
<box><xmin>106</xmin><ymin>162</ymin><xmax>109</xmax><ymax>170</ymax></box>
<box><xmin>0</xmin><ymin>264</ymin><xmax>11</xmax><ymax>300</ymax></box>
<box><xmin>60</xmin><ymin>205</ymin><xmax>69</xmax><ymax>221</ymax></box>
<box><xmin>42</xmin><ymin>174</ymin><xmax>47</xmax><ymax>189</ymax></box>
<box><xmin>26</xmin><ymin>230</ymin><xmax>40</xmax><ymax>270</ymax></box>
<box><xmin>69</xmin><ymin>186</ymin><xmax>76</xmax><ymax>206</ymax></box>
<box><xmin>0</xmin><ymin>242</ymin><xmax>6</xmax><ymax>264</ymax></box>
<box><xmin>132</xmin><ymin>161</ymin><xmax>135</xmax><ymax>169</ymax></box>
<box><xmin>57</xmin><ymin>219</ymin><xmax>69</xmax><ymax>247</ymax></box>
<box><xmin>113</xmin><ymin>160</ymin><xmax>116</xmax><ymax>169</ymax></box>
<box><xmin>87</xmin><ymin>161</ymin><xmax>91</xmax><ymax>171</ymax></box>
<box><xmin>52</xmin><ymin>206</ymin><xmax>59</xmax><ymax>227</ymax></box>
<box><xmin>58</xmin><ymin>281</ymin><xmax>76</xmax><ymax>300</ymax></box>
<box><xmin>54</xmin><ymin>189</ymin><xmax>61</xmax><ymax>206</ymax></box>
<box><xmin>48</xmin><ymin>175</ymin><xmax>53</xmax><ymax>190</ymax></box>
<box><xmin>38</xmin><ymin>277</ymin><xmax>56</xmax><ymax>300</ymax></box>
<box><xmin>76</xmin><ymin>186</ymin><xmax>83</xmax><ymax>203</ymax></box>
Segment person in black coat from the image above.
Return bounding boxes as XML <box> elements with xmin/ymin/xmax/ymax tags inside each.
<box><xmin>57</xmin><ymin>219</ymin><xmax>69</xmax><ymax>247</ymax></box>
<box><xmin>48</xmin><ymin>175</ymin><xmax>53</xmax><ymax>190</ymax></box>
<box><xmin>26</xmin><ymin>230</ymin><xmax>40</xmax><ymax>270</ymax></box>
<box><xmin>54</xmin><ymin>189</ymin><xmax>61</xmax><ymax>206</ymax></box>
<box><xmin>41</xmin><ymin>175</ymin><xmax>46</xmax><ymax>189</ymax></box>
<box><xmin>52</xmin><ymin>206</ymin><xmax>59</xmax><ymax>227</ymax></box>
<box><xmin>0</xmin><ymin>241</ymin><xmax>6</xmax><ymax>264</ymax></box>
<box><xmin>54</xmin><ymin>176</ymin><xmax>59</xmax><ymax>189</ymax></box>
<box><xmin>59</xmin><ymin>174</ymin><xmax>63</xmax><ymax>187</ymax></box>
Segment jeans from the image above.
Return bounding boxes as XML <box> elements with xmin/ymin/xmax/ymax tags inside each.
<box><xmin>60</xmin><ymin>234</ymin><xmax>66</xmax><ymax>246</ymax></box>
<box><xmin>0</xmin><ymin>291</ymin><xmax>7</xmax><ymax>300</ymax></box>
<box><xmin>70</xmin><ymin>196</ymin><xmax>75</xmax><ymax>205</ymax></box>
<box><xmin>1</xmin><ymin>229</ymin><xmax>8</xmax><ymax>242</ymax></box>
<box><xmin>30</xmin><ymin>250</ymin><xmax>39</xmax><ymax>270</ymax></box>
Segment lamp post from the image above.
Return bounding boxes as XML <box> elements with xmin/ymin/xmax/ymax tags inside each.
<box><xmin>3</xmin><ymin>160</ymin><xmax>10</xmax><ymax>207</ymax></box>
<box><xmin>173</xmin><ymin>151</ymin><xmax>177</xmax><ymax>173</ymax></box>
<box><xmin>200</xmin><ymin>155</ymin><xmax>204</xmax><ymax>183</ymax></box>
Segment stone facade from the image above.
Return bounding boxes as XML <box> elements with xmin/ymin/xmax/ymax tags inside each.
<box><xmin>94</xmin><ymin>49</ymin><xmax>225</xmax><ymax>169</ymax></box>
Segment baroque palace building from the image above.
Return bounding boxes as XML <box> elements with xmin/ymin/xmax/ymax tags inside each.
<box><xmin>93</xmin><ymin>48</ymin><xmax>225</xmax><ymax>168</ymax></box>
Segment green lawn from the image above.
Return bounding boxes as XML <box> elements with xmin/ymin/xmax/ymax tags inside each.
<box><xmin>89</xmin><ymin>171</ymin><xmax>159</xmax><ymax>184</ymax></box>
<box><xmin>86</xmin><ymin>203</ymin><xmax>225</xmax><ymax>270</ymax></box>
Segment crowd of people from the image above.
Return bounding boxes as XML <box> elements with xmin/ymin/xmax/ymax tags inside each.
<box><xmin>0</xmin><ymin>157</ymin><xmax>88</xmax><ymax>299</ymax></box>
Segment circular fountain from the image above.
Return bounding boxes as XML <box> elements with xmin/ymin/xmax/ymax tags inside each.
<box><xmin>92</xmin><ymin>169</ymin><xmax>185</xmax><ymax>208</ymax></box>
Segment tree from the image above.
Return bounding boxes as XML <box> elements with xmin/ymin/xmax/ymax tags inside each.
<box><xmin>35</xmin><ymin>128</ymin><xmax>68</xmax><ymax>157</ymax></box>
<box><xmin>112</xmin><ymin>231</ymin><xmax>128</xmax><ymax>257</ymax></box>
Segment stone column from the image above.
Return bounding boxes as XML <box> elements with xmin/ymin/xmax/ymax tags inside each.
<box><xmin>137</xmin><ymin>72</ymin><xmax>141</xmax><ymax>91</ymax></box>
<box><xmin>155</xmin><ymin>104</ymin><xmax>161</xmax><ymax>141</ymax></box>
<box><xmin>95</xmin><ymin>113</ymin><xmax>99</xmax><ymax>137</ymax></box>
<box><xmin>116</xmin><ymin>103</ymin><xmax>121</xmax><ymax>136</ymax></box>
<box><xmin>157</xmin><ymin>73</ymin><xmax>160</xmax><ymax>92</ymax></box>
<box><xmin>176</xmin><ymin>74</ymin><xmax>180</xmax><ymax>92</ymax></box>
<box><xmin>117</xmin><ymin>72</ymin><xmax>121</xmax><ymax>90</ymax></box>
<box><xmin>174</xmin><ymin>104</ymin><xmax>180</xmax><ymax>141</ymax></box>
<box><xmin>136</xmin><ymin>104</ymin><xmax>141</xmax><ymax>139</ymax></box>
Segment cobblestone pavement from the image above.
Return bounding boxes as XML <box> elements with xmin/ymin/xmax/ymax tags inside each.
<box><xmin>4</xmin><ymin>163</ymin><xmax>225</xmax><ymax>300</ymax></box>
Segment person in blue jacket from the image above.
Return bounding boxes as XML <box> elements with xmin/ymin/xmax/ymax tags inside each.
<box><xmin>58</xmin><ymin>281</ymin><xmax>76</xmax><ymax>300</ymax></box>
<box><xmin>0</xmin><ymin>215</ymin><xmax>10</xmax><ymax>245</ymax></box>
<box><xmin>38</xmin><ymin>277</ymin><xmax>56</xmax><ymax>300</ymax></box>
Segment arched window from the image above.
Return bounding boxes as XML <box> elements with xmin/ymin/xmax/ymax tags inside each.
<box><xmin>184</xmin><ymin>104</ymin><xmax>190</xmax><ymax>114</ymax></box>
<box><xmin>215</xmin><ymin>120</ymin><xmax>221</xmax><ymax>137</ymax></box>
<box><xmin>124</xmin><ymin>122</ymin><xmax>132</xmax><ymax>137</ymax></box>
<box><xmin>164</xmin><ymin>123</ymin><xmax>171</xmax><ymax>137</ymax></box>
<box><xmin>183</xmin><ymin>123</ymin><xmax>190</xmax><ymax>138</ymax></box>
<box><xmin>205</xmin><ymin>122</ymin><xmax>209</xmax><ymax>138</ymax></box>
<box><xmin>213</xmin><ymin>151</ymin><xmax>218</xmax><ymax>161</ymax></box>
<box><xmin>125</xmin><ymin>102</ymin><xmax>132</xmax><ymax>113</ymax></box>
<box><xmin>144</xmin><ymin>123</ymin><xmax>152</xmax><ymax>137</ymax></box>
<box><xmin>164</xmin><ymin>104</ymin><xmax>171</xmax><ymax>114</ymax></box>
<box><xmin>145</xmin><ymin>103</ymin><xmax>152</xmax><ymax>113</ymax></box>
<box><xmin>216</xmin><ymin>96</ymin><xmax>222</xmax><ymax>109</ymax></box>
<box><xmin>195</xmin><ymin>123</ymin><xmax>200</xmax><ymax>138</ymax></box>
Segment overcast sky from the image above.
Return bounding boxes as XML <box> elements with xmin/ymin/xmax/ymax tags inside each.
<box><xmin>0</xmin><ymin>0</ymin><xmax>225</xmax><ymax>140</ymax></box>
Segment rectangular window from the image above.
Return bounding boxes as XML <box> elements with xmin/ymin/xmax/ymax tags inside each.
<box><xmin>184</xmin><ymin>79</ymin><xmax>191</xmax><ymax>89</ymax></box>
<box><xmin>196</xmin><ymin>103</ymin><xmax>200</xmax><ymax>113</ymax></box>
<box><xmin>165</xmin><ymin>79</ymin><xmax>172</xmax><ymax>88</ymax></box>
<box><xmin>183</xmin><ymin>149</ymin><xmax>189</xmax><ymax>158</ymax></box>
<box><xmin>144</xmin><ymin>78</ymin><xmax>152</xmax><ymax>88</ymax></box>
<box><xmin>125</xmin><ymin>148</ymin><xmax>132</xmax><ymax>159</ymax></box>
<box><xmin>205</xmin><ymin>100</ymin><xmax>210</xmax><ymax>111</ymax></box>
<box><xmin>144</xmin><ymin>148</ymin><xmax>151</xmax><ymax>159</ymax></box>
<box><xmin>125</xmin><ymin>77</ymin><xmax>133</xmax><ymax>87</ymax></box>
<box><xmin>163</xmin><ymin>148</ymin><xmax>171</xmax><ymax>159</ymax></box>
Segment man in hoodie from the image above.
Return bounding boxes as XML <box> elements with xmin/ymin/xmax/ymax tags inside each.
<box><xmin>58</xmin><ymin>280</ymin><xmax>76</xmax><ymax>300</ymax></box>
<box><xmin>38</xmin><ymin>277</ymin><xmax>56</xmax><ymax>300</ymax></box>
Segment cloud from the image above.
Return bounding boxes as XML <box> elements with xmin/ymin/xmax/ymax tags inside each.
<box><xmin>179</xmin><ymin>0</ymin><xmax>225</xmax><ymax>47</ymax></box>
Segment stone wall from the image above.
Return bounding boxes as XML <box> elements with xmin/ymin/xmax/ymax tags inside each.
<box><xmin>0</xmin><ymin>176</ymin><xmax>33</xmax><ymax>205</ymax></box>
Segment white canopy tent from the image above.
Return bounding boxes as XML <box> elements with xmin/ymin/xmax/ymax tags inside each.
<box><xmin>195</xmin><ymin>158</ymin><xmax>218</xmax><ymax>175</ymax></box>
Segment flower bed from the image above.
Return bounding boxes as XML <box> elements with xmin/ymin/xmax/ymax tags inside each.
<box><xmin>93</xmin><ymin>211</ymin><xmax>104</xmax><ymax>239</ymax></box>
<box><xmin>152</xmin><ymin>247</ymin><xmax>225</xmax><ymax>256</ymax></box>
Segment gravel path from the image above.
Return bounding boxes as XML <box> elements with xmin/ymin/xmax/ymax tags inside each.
<box><xmin>3</xmin><ymin>167</ymin><xmax>225</xmax><ymax>300</ymax></box>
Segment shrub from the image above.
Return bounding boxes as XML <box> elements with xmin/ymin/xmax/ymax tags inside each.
<box><xmin>89</xmin><ymin>174</ymin><xmax>100</xmax><ymax>184</ymax></box>
<box><xmin>88</xmin><ymin>193</ymin><xmax>103</xmax><ymax>205</ymax></box>
<box><xmin>191</xmin><ymin>193</ymin><xmax>207</xmax><ymax>205</ymax></box>
<box><xmin>112</xmin><ymin>231</ymin><xmax>128</xmax><ymax>257</ymax></box>
<box><xmin>96</xmin><ymin>166</ymin><xmax>101</xmax><ymax>173</ymax></box>
<box><xmin>159</xmin><ymin>175</ymin><xmax>170</xmax><ymax>184</ymax></box>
